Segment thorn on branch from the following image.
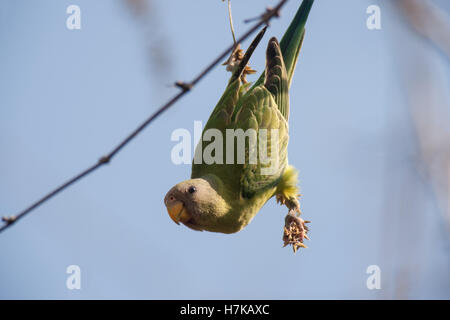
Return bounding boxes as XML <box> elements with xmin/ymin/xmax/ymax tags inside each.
<box><xmin>99</xmin><ymin>156</ymin><xmax>111</xmax><ymax>164</ymax></box>
<box><xmin>2</xmin><ymin>216</ymin><xmax>17</xmax><ymax>225</ymax></box>
<box><xmin>244</xmin><ymin>7</ymin><xmax>281</xmax><ymax>25</ymax></box>
<box><xmin>175</xmin><ymin>81</ymin><xmax>193</xmax><ymax>92</ymax></box>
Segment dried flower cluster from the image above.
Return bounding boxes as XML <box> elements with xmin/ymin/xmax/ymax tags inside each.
<box><xmin>283</xmin><ymin>221</ymin><xmax>308</xmax><ymax>253</ymax></box>
<box><xmin>223</xmin><ymin>44</ymin><xmax>257</xmax><ymax>83</ymax></box>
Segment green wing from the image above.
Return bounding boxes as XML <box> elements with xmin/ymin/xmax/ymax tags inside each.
<box><xmin>234</xmin><ymin>86</ymin><xmax>289</xmax><ymax>198</ymax></box>
<box><xmin>235</xmin><ymin>39</ymin><xmax>290</xmax><ymax>198</ymax></box>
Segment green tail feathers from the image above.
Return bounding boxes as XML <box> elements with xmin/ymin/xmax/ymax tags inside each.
<box><xmin>252</xmin><ymin>0</ymin><xmax>314</xmax><ymax>89</ymax></box>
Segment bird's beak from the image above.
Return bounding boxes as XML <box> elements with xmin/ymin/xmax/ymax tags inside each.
<box><xmin>166</xmin><ymin>201</ymin><xmax>191</xmax><ymax>225</ymax></box>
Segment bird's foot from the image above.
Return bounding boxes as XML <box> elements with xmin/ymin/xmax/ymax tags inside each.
<box><xmin>276</xmin><ymin>194</ymin><xmax>286</xmax><ymax>205</ymax></box>
<box><xmin>280</xmin><ymin>197</ymin><xmax>310</xmax><ymax>253</ymax></box>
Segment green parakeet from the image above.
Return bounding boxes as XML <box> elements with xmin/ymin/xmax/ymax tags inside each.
<box><xmin>164</xmin><ymin>0</ymin><xmax>314</xmax><ymax>252</ymax></box>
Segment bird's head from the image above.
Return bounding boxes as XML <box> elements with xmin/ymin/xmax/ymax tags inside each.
<box><xmin>164</xmin><ymin>176</ymin><xmax>230</xmax><ymax>232</ymax></box>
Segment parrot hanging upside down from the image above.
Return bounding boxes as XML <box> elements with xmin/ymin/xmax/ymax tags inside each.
<box><xmin>164</xmin><ymin>0</ymin><xmax>314</xmax><ymax>252</ymax></box>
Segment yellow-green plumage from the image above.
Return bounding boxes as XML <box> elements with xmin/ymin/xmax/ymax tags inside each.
<box><xmin>164</xmin><ymin>0</ymin><xmax>314</xmax><ymax>249</ymax></box>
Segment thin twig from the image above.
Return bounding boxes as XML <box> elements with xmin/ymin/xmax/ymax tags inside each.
<box><xmin>227</xmin><ymin>0</ymin><xmax>237</xmax><ymax>44</ymax></box>
<box><xmin>0</xmin><ymin>0</ymin><xmax>289</xmax><ymax>234</ymax></box>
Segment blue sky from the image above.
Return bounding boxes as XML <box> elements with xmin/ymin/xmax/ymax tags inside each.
<box><xmin>1</xmin><ymin>0</ymin><xmax>449</xmax><ymax>299</ymax></box>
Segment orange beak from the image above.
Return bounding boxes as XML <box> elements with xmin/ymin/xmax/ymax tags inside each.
<box><xmin>166</xmin><ymin>201</ymin><xmax>191</xmax><ymax>225</ymax></box>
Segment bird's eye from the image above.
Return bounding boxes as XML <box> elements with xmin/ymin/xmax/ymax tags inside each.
<box><xmin>169</xmin><ymin>195</ymin><xmax>175</xmax><ymax>201</ymax></box>
<box><xmin>188</xmin><ymin>186</ymin><xmax>197</xmax><ymax>194</ymax></box>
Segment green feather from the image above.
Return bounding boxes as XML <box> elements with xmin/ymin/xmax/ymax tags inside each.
<box><xmin>252</xmin><ymin>0</ymin><xmax>313</xmax><ymax>88</ymax></box>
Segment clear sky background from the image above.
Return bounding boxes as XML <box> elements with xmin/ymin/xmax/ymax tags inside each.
<box><xmin>1</xmin><ymin>0</ymin><xmax>449</xmax><ymax>299</ymax></box>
